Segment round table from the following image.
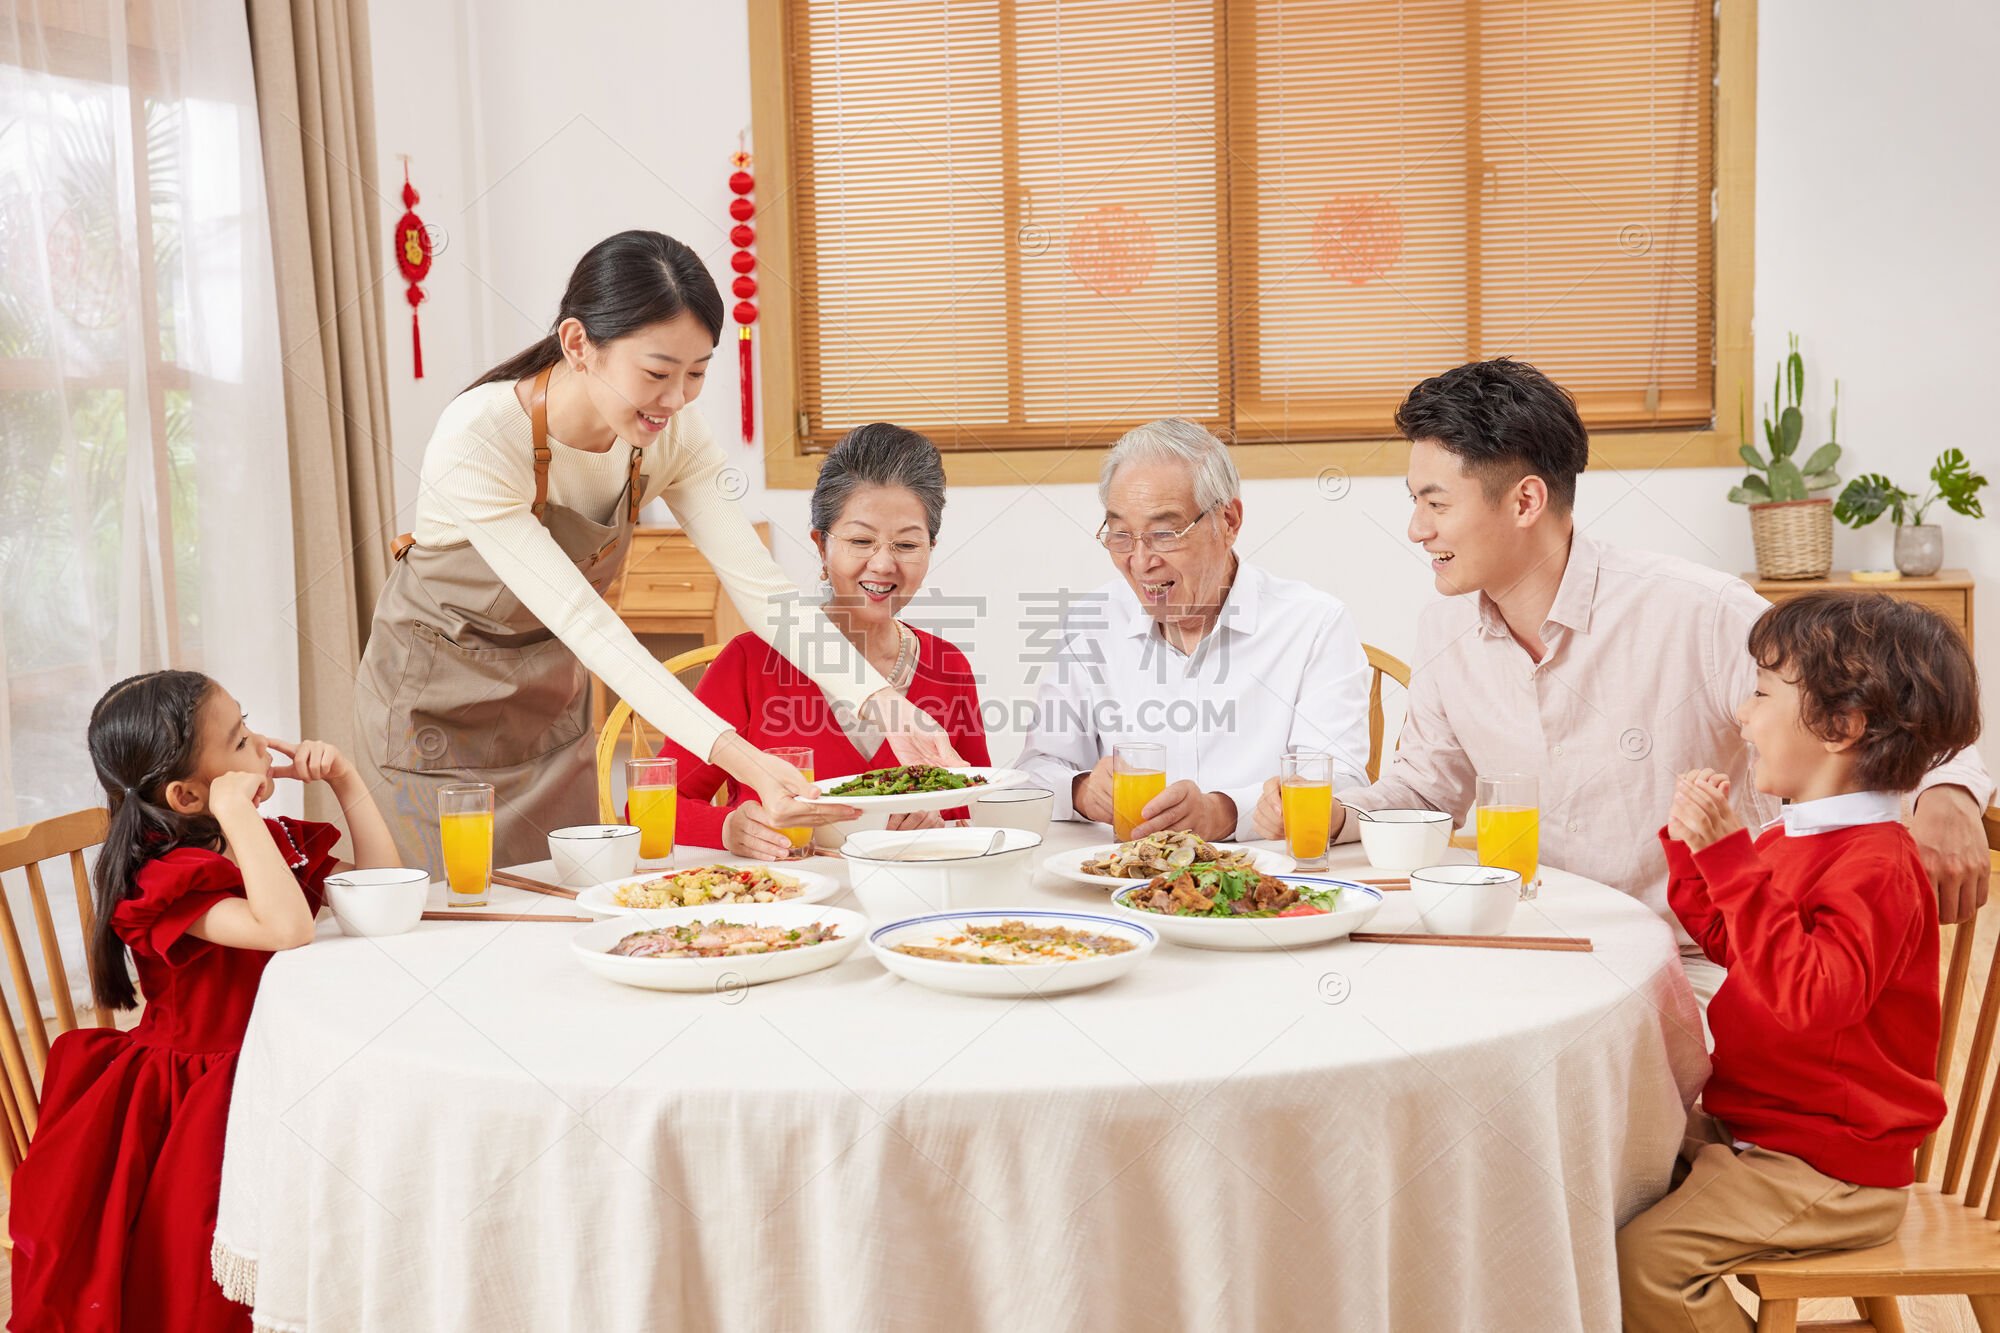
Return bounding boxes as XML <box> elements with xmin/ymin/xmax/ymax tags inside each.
<box><xmin>215</xmin><ymin>824</ymin><xmax>1707</xmax><ymax>1332</ymax></box>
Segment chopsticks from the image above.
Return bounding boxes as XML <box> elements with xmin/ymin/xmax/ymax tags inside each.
<box><xmin>1352</xmin><ymin>876</ymin><xmax>1409</xmax><ymax>890</ymax></box>
<box><xmin>491</xmin><ymin>869</ymin><xmax>578</xmax><ymax>900</ymax></box>
<box><xmin>1349</xmin><ymin>931</ymin><xmax>1592</xmax><ymax>953</ymax></box>
<box><xmin>422</xmin><ymin>910</ymin><xmax>593</xmax><ymax>924</ymax></box>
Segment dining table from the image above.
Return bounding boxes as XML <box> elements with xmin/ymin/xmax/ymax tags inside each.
<box><xmin>213</xmin><ymin>819</ymin><xmax>1708</xmax><ymax>1332</ymax></box>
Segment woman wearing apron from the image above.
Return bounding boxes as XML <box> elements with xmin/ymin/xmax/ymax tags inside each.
<box><xmin>356</xmin><ymin>230</ymin><xmax>960</xmax><ymax>873</ymax></box>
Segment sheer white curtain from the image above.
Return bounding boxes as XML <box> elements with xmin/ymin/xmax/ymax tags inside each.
<box><xmin>0</xmin><ymin>0</ymin><xmax>298</xmax><ymax>1011</ymax></box>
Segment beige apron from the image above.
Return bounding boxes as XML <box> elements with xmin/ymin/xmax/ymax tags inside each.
<box><xmin>355</xmin><ymin>367</ymin><xmax>644</xmax><ymax>877</ymax></box>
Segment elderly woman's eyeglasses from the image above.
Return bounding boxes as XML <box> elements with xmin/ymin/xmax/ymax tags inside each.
<box><xmin>833</xmin><ymin>533</ymin><xmax>932</xmax><ymax>564</ymax></box>
<box><xmin>1096</xmin><ymin>507</ymin><xmax>1214</xmax><ymax>555</ymax></box>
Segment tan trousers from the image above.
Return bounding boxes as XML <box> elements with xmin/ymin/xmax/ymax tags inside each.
<box><xmin>1617</xmin><ymin>1107</ymin><xmax>1908</xmax><ymax>1332</ymax></box>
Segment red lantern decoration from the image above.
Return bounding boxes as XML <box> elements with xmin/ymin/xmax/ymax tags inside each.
<box><xmin>728</xmin><ymin>149</ymin><xmax>758</xmax><ymax>444</ymax></box>
<box><xmin>393</xmin><ymin>160</ymin><xmax>433</xmax><ymax>378</ymax></box>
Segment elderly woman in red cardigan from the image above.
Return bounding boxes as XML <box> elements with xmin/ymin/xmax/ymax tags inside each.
<box><xmin>657</xmin><ymin>423</ymin><xmax>991</xmax><ymax>856</ymax></box>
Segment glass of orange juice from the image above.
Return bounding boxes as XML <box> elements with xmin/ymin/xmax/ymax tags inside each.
<box><xmin>1475</xmin><ymin>773</ymin><xmax>1540</xmax><ymax>900</ymax></box>
<box><xmin>438</xmin><ymin>782</ymin><xmax>494</xmax><ymax>908</ymax></box>
<box><xmin>626</xmin><ymin>757</ymin><xmax>678</xmax><ymax>868</ymax></box>
<box><xmin>767</xmin><ymin>747</ymin><xmax>816</xmax><ymax>859</ymax></box>
<box><xmin>1111</xmin><ymin>742</ymin><xmax>1167</xmax><ymax>842</ymax></box>
<box><xmin>1279</xmin><ymin>751</ymin><xmax>1335</xmax><ymax>870</ymax></box>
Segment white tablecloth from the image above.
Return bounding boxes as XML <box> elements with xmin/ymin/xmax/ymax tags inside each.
<box><xmin>215</xmin><ymin>826</ymin><xmax>1707</xmax><ymax>1332</ymax></box>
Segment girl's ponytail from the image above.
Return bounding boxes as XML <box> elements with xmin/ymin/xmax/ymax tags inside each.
<box><xmin>85</xmin><ymin>671</ymin><xmax>221</xmax><ymax>1010</ymax></box>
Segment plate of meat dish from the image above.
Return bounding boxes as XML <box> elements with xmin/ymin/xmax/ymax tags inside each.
<box><xmin>1110</xmin><ymin>869</ymin><xmax>1382</xmax><ymax>950</ymax></box>
<box><xmin>571</xmin><ymin>902</ymin><xmax>867</xmax><ymax>991</ymax></box>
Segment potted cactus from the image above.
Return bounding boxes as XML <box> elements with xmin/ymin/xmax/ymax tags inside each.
<box><xmin>1833</xmin><ymin>449</ymin><xmax>1988</xmax><ymax>577</ymax></box>
<box><xmin>1730</xmin><ymin>335</ymin><xmax>1842</xmax><ymax>579</ymax></box>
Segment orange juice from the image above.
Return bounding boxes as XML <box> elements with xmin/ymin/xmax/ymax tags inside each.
<box><xmin>629</xmin><ymin>783</ymin><xmax>678</xmax><ymax>860</ymax></box>
<box><xmin>1281</xmin><ymin>781</ymin><xmax>1334</xmax><ymax>860</ymax></box>
<box><xmin>779</xmin><ymin>765</ymin><xmax>814</xmax><ymax>852</ymax></box>
<box><xmin>1112</xmin><ymin>769</ymin><xmax>1166</xmax><ymax>841</ymax></box>
<box><xmin>440</xmin><ymin>809</ymin><xmax>493</xmax><ymax>899</ymax></box>
<box><xmin>1476</xmin><ymin>804</ymin><xmax>1539</xmax><ymax>884</ymax></box>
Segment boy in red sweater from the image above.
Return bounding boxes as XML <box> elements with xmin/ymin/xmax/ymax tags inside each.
<box><xmin>1617</xmin><ymin>591</ymin><xmax>1981</xmax><ymax>1332</ymax></box>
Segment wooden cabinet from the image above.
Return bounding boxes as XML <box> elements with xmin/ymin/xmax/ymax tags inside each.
<box><xmin>1744</xmin><ymin>570</ymin><xmax>1974</xmax><ymax>648</ymax></box>
<box><xmin>591</xmin><ymin>524</ymin><xmax>769</xmax><ymax>727</ymax></box>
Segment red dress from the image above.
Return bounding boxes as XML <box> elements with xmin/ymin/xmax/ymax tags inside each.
<box><xmin>9</xmin><ymin>817</ymin><xmax>339</xmax><ymax>1333</ymax></box>
<box><xmin>657</xmin><ymin>626</ymin><xmax>992</xmax><ymax>848</ymax></box>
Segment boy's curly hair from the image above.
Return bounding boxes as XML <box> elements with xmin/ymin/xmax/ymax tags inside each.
<box><xmin>1747</xmin><ymin>591</ymin><xmax>1980</xmax><ymax>791</ymax></box>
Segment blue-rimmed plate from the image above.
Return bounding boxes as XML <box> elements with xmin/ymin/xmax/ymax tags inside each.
<box><xmin>1108</xmin><ymin>875</ymin><xmax>1383</xmax><ymax>951</ymax></box>
<box><xmin>868</xmin><ymin>910</ymin><xmax>1156</xmax><ymax>997</ymax></box>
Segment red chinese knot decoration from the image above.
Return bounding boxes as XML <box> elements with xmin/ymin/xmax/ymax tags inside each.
<box><xmin>394</xmin><ymin>160</ymin><xmax>433</xmax><ymax>377</ymax></box>
<box><xmin>1311</xmin><ymin>192</ymin><xmax>1403</xmax><ymax>286</ymax></box>
<box><xmin>1066</xmin><ymin>204</ymin><xmax>1156</xmax><ymax>297</ymax></box>
<box><xmin>729</xmin><ymin>150</ymin><xmax>757</xmax><ymax>444</ymax></box>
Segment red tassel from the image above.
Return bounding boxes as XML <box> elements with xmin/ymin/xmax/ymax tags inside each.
<box><xmin>738</xmin><ymin>326</ymin><xmax>754</xmax><ymax>443</ymax></box>
<box><xmin>411</xmin><ymin>308</ymin><xmax>424</xmax><ymax>379</ymax></box>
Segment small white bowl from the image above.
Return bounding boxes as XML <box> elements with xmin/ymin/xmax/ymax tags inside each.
<box><xmin>549</xmin><ymin>825</ymin><xmax>641</xmax><ymax>889</ymax></box>
<box><xmin>1409</xmin><ymin>863</ymin><xmax>1521</xmax><ymax>936</ymax></box>
<box><xmin>969</xmin><ymin>787</ymin><xmax>1054</xmax><ymax>836</ymax></box>
<box><xmin>1354</xmin><ymin>808</ymin><xmax>1454</xmax><ymax>872</ymax></box>
<box><xmin>325</xmin><ymin>867</ymin><xmax>429</xmax><ymax>937</ymax></box>
<box><xmin>842</xmin><ymin>826</ymin><xmax>1043</xmax><ymax>923</ymax></box>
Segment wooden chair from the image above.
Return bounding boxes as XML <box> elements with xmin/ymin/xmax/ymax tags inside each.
<box><xmin>1730</xmin><ymin>805</ymin><xmax>2000</xmax><ymax>1331</ymax></box>
<box><xmin>593</xmin><ymin>645</ymin><xmax>727</xmax><ymax>822</ymax></box>
<box><xmin>1361</xmin><ymin>643</ymin><xmax>1410</xmax><ymax>784</ymax></box>
<box><xmin>0</xmin><ymin>807</ymin><xmax>116</xmax><ymax>1232</ymax></box>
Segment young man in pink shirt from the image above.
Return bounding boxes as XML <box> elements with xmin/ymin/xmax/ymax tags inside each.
<box><xmin>1253</xmin><ymin>359</ymin><xmax>1992</xmax><ymax>998</ymax></box>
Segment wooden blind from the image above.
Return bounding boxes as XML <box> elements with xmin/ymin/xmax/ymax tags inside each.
<box><xmin>784</xmin><ymin>0</ymin><xmax>1714</xmax><ymax>454</ymax></box>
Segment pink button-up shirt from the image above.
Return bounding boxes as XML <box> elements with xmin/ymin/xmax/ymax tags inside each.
<box><xmin>1340</xmin><ymin>532</ymin><xmax>1993</xmax><ymax>931</ymax></box>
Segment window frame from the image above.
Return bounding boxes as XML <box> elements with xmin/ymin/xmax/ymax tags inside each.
<box><xmin>746</xmin><ymin>0</ymin><xmax>1756</xmax><ymax>491</ymax></box>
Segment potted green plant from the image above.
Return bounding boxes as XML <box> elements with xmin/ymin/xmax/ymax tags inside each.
<box><xmin>1730</xmin><ymin>335</ymin><xmax>1842</xmax><ymax>579</ymax></box>
<box><xmin>1833</xmin><ymin>449</ymin><xmax>1988</xmax><ymax>577</ymax></box>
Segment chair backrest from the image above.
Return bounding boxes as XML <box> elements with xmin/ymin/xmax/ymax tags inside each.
<box><xmin>1361</xmin><ymin>644</ymin><xmax>1411</xmax><ymax>784</ymax></box>
<box><xmin>1914</xmin><ymin>804</ymin><xmax>2000</xmax><ymax>1216</ymax></box>
<box><xmin>594</xmin><ymin>644</ymin><xmax>728</xmax><ymax>822</ymax></box>
<box><xmin>0</xmin><ymin>806</ymin><xmax>115</xmax><ymax>1187</ymax></box>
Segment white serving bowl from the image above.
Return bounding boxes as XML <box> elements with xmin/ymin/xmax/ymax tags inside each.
<box><xmin>869</xmin><ymin>910</ymin><xmax>1155</xmax><ymax>997</ymax></box>
<box><xmin>969</xmin><ymin>787</ymin><xmax>1054</xmax><ymax>836</ymax></box>
<box><xmin>1354</xmin><ymin>808</ymin><xmax>1454</xmax><ymax>872</ymax></box>
<box><xmin>325</xmin><ymin>867</ymin><xmax>429</xmax><ymax>937</ymax></box>
<box><xmin>572</xmin><ymin>902</ymin><xmax>867</xmax><ymax>992</ymax></box>
<box><xmin>548</xmin><ymin>824</ymin><xmax>641</xmax><ymax>888</ymax></box>
<box><xmin>1109</xmin><ymin>876</ymin><xmax>1383</xmax><ymax>951</ymax></box>
<box><xmin>841</xmin><ymin>826</ymin><xmax>1044</xmax><ymax>923</ymax></box>
<box><xmin>1409</xmin><ymin>863</ymin><xmax>1521</xmax><ymax>935</ymax></box>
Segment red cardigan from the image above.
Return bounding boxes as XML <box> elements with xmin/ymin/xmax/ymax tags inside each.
<box><xmin>656</xmin><ymin>627</ymin><xmax>991</xmax><ymax>849</ymax></box>
<box><xmin>1662</xmin><ymin>820</ymin><xmax>1944</xmax><ymax>1187</ymax></box>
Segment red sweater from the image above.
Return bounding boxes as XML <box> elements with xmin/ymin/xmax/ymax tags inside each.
<box><xmin>1662</xmin><ymin>821</ymin><xmax>1944</xmax><ymax>1187</ymax></box>
<box><xmin>656</xmin><ymin>627</ymin><xmax>992</xmax><ymax>849</ymax></box>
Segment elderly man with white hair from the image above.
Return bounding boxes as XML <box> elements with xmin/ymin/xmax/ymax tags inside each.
<box><xmin>1014</xmin><ymin>418</ymin><xmax>1372</xmax><ymax>841</ymax></box>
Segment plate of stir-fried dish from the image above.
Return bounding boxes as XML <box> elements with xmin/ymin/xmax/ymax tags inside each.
<box><xmin>869</xmin><ymin>911</ymin><xmax>1156</xmax><ymax>997</ymax></box>
<box><xmin>1045</xmin><ymin>830</ymin><xmax>1295</xmax><ymax>889</ymax></box>
<box><xmin>1110</xmin><ymin>870</ymin><xmax>1383</xmax><ymax>951</ymax></box>
<box><xmin>572</xmin><ymin>903</ymin><xmax>867</xmax><ymax>991</ymax></box>
<box><xmin>795</xmin><ymin>766</ymin><xmax>1030</xmax><ymax>816</ymax></box>
<box><xmin>577</xmin><ymin>863</ymin><xmax>838</xmax><ymax>918</ymax></box>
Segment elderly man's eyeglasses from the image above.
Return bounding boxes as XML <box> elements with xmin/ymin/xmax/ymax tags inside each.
<box><xmin>1096</xmin><ymin>507</ymin><xmax>1214</xmax><ymax>555</ymax></box>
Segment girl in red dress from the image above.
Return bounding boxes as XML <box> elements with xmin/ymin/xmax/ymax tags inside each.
<box><xmin>657</xmin><ymin>423</ymin><xmax>992</xmax><ymax>855</ymax></box>
<box><xmin>9</xmin><ymin>670</ymin><xmax>397</xmax><ymax>1331</ymax></box>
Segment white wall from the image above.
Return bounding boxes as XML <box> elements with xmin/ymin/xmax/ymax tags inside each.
<box><xmin>367</xmin><ymin>0</ymin><xmax>2000</xmax><ymax>770</ymax></box>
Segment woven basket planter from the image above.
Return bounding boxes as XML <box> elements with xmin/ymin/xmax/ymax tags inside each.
<box><xmin>1748</xmin><ymin>498</ymin><xmax>1834</xmax><ymax>580</ymax></box>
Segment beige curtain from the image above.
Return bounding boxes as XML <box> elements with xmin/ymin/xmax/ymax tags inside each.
<box><xmin>246</xmin><ymin>0</ymin><xmax>397</xmax><ymax>820</ymax></box>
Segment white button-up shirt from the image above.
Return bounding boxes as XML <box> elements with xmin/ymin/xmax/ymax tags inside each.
<box><xmin>1014</xmin><ymin>561</ymin><xmax>1373</xmax><ymax>840</ymax></box>
<box><xmin>1778</xmin><ymin>789</ymin><xmax>1904</xmax><ymax>838</ymax></box>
